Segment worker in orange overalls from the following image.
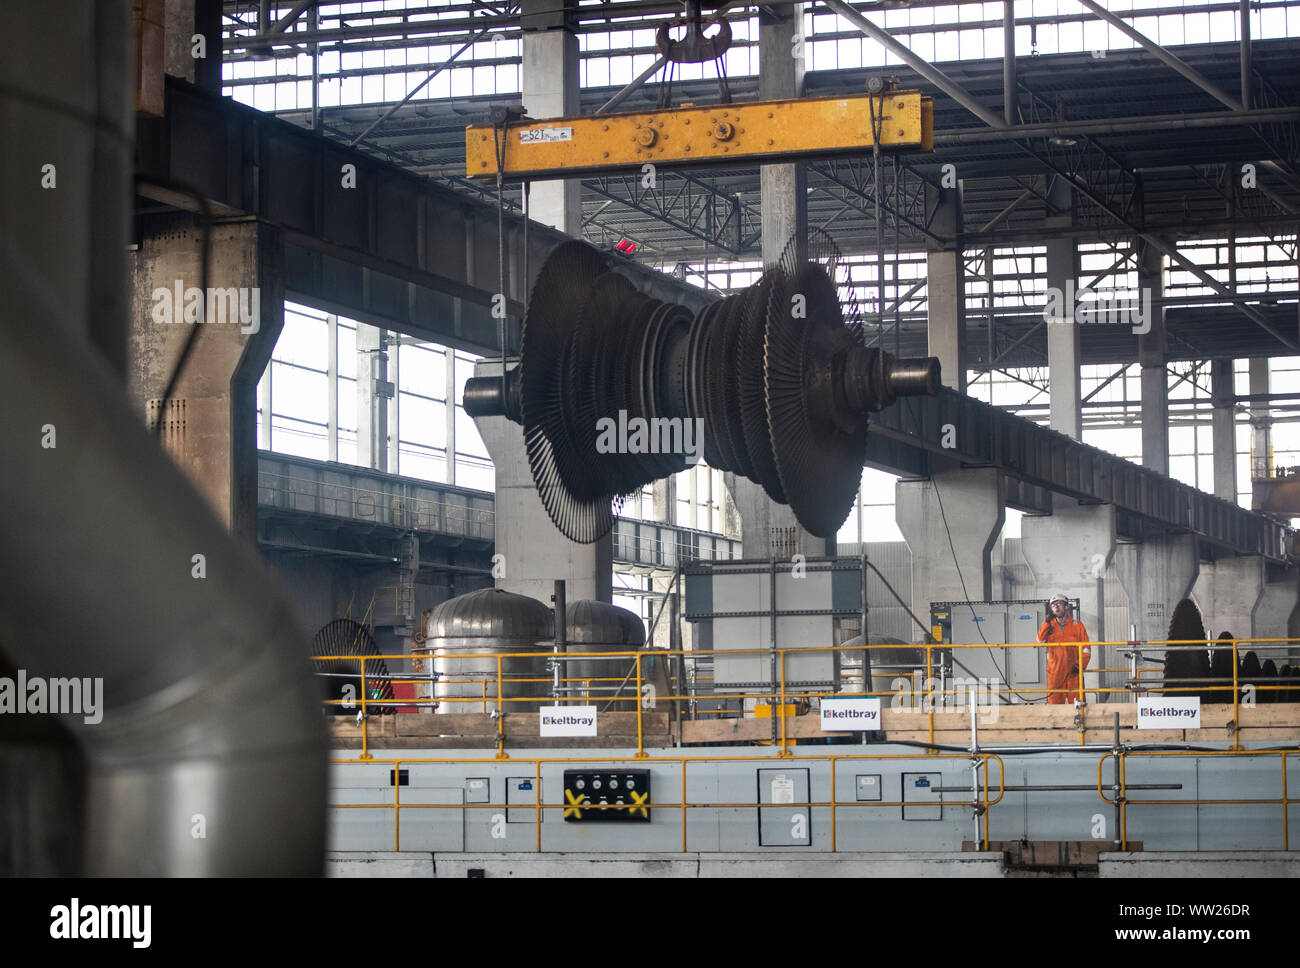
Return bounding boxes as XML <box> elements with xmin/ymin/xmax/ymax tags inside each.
<box><xmin>1038</xmin><ymin>593</ymin><xmax>1091</xmax><ymax>704</ymax></box>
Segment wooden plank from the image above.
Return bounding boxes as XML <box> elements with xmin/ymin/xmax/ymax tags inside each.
<box><xmin>680</xmin><ymin>703</ymin><xmax>1300</xmax><ymax>745</ymax></box>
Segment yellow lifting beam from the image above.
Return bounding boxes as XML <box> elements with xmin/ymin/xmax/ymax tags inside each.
<box><xmin>466</xmin><ymin>91</ymin><xmax>933</xmax><ymax>181</ymax></box>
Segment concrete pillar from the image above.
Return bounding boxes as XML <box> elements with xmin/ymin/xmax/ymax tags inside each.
<box><xmin>129</xmin><ymin>215</ymin><xmax>283</xmax><ymax>540</ymax></box>
<box><xmin>1210</xmin><ymin>358</ymin><xmax>1237</xmax><ymax>502</ymax></box>
<box><xmin>925</xmin><ymin>185</ymin><xmax>966</xmax><ymax>393</ymax></box>
<box><xmin>1114</xmin><ymin>533</ymin><xmax>1200</xmax><ymax>646</ymax></box>
<box><xmin>757</xmin><ymin>2</ymin><xmax>806</xmax><ymax>267</ymax></box>
<box><xmin>521</xmin><ymin>0</ymin><xmax>581</xmax><ymax>232</ymax></box>
<box><xmin>1044</xmin><ymin>181</ymin><xmax>1080</xmax><ymax>438</ymax></box>
<box><xmin>1021</xmin><ymin>501</ymin><xmax>1117</xmax><ymax>696</ymax></box>
<box><xmin>1192</xmin><ymin>555</ymin><xmax>1266</xmax><ymax>640</ymax></box>
<box><xmin>473</xmin><ymin>360</ymin><xmax>612</xmax><ymax>604</ymax></box>
<box><xmin>727</xmin><ymin>2</ymin><xmax>823</xmax><ymax>559</ymax></box>
<box><xmin>652</xmin><ymin>475</ymin><xmax>676</xmax><ymax>524</ymax></box>
<box><xmin>355</xmin><ymin>323</ymin><xmax>391</xmax><ymax>472</ymax></box>
<box><xmin>1253</xmin><ymin>571</ymin><xmax>1300</xmax><ymax>640</ymax></box>
<box><xmin>895</xmin><ymin>469</ymin><xmax>1005</xmax><ymax>642</ymax></box>
<box><xmin>1136</xmin><ymin>242</ymin><xmax>1168</xmax><ymax>475</ymax></box>
<box><xmin>1248</xmin><ymin>357</ymin><xmax>1271</xmax><ymax>479</ymax></box>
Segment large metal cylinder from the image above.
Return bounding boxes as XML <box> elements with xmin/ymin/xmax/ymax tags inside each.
<box><xmin>564</xmin><ymin>600</ymin><xmax>647</xmax><ymax>707</ymax></box>
<box><xmin>426</xmin><ymin>588</ymin><xmax>554</xmax><ymax>714</ymax></box>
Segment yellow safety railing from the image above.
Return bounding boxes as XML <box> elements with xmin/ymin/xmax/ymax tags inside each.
<box><xmin>316</xmin><ymin>635</ymin><xmax>1300</xmax><ymax>759</ymax></box>
<box><xmin>329</xmin><ymin>751</ymin><xmax>1006</xmax><ymax>853</ymax></box>
<box><xmin>1097</xmin><ymin>748</ymin><xmax>1295</xmax><ymax>850</ymax></box>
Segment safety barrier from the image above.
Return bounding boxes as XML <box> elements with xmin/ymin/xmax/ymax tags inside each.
<box><xmin>329</xmin><ymin>750</ymin><xmax>1006</xmax><ymax>853</ymax></box>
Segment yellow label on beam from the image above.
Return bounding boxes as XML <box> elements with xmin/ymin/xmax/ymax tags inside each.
<box><xmin>466</xmin><ymin>92</ymin><xmax>931</xmax><ymax>180</ymax></box>
<box><xmin>755</xmin><ymin>702</ymin><xmax>798</xmax><ymax>719</ymax></box>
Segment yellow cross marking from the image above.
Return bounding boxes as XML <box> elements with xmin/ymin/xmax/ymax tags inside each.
<box><xmin>564</xmin><ymin>788</ymin><xmax>586</xmax><ymax>819</ymax></box>
<box><xmin>627</xmin><ymin>789</ymin><xmax>650</xmax><ymax>818</ymax></box>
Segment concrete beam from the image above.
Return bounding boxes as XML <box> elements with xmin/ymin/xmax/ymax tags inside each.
<box><xmin>128</xmin><ymin>215</ymin><xmax>283</xmax><ymax>540</ymax></box>
<box><xmin>896</xmin><ymin>469</ymin><xmax>1005</xmax><ymax>638</ymax></box>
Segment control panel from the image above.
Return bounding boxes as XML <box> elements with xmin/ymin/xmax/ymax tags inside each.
<box><xmin>562</xmin><ymin>769</ymin><xmax>651</xmax><ymax>822</ymax></box>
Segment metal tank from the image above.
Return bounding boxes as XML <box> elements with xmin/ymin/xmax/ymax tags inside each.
<box><xmin>839</xmin><ymin>634</ymin><xmax>926</xmax><ymax>695</ymax></box>
<box><xmin>427</xmin><ymin>588</ymin><xmax>554</xmax><ymax>714</ymax></box>
<box><xmin>565</xmin><ymin>600</ymin><xmax>647</xmax><ymax>707</ymax></box>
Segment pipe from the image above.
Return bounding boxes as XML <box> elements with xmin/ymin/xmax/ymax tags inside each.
<box><xmin>0</xmin><ymin>2</ymin><xmax>327</xmax><ymax>875</ymax></box>
<box><xmin>552</xmin><ymin>579</ymin><xmax>567</xmax><ymax>698</ymax></box>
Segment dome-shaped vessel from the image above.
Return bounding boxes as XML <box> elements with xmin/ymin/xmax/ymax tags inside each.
<box><xmin>565</xmin><ymin>600</ymin><xmax>646</xmax><ymax>706</ymax></box>
<box><xmin>426</xmin><ymin>588</ymin><xmax>554</xmax><ymax>713</ymax></box>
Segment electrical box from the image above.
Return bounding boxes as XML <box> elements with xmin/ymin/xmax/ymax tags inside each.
<box><xmin>506</xmin><ymin>777</ymin><xmax>540</xmax><ymax>823</ymax></box>
<box><xmin>562</xmin><ymin>769</ymin><xmax>651</xmax><ymax>822</ymax></box>
<box><xmin>757</xmin><ymin>768</ymin><xmax>811</xmax><ymax>846</ymax></box>
<box><xmin>902</xmin><ymin>771</ymin><xmax>942</xmax><ymax>821</ymax></box>
<box><xmin>856</xmin><ymin>774</ymin><xmax>882</xmax><ymax>802</ymax></box>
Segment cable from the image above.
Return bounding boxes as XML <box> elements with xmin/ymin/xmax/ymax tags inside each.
<box><xmin>930</xmin><ymin>474</ymin><xmax>1043</xmax><ymax>704</ymax></box>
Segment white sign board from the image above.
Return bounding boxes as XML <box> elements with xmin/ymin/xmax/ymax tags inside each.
<box><xmin>538</xmin><ymin>705</ymin><xmax>598</xmax><ymax>737</ymax></box>
<box><xmin>1137</xmin><ymin>696</ymin><xmax>1201</xmax><ymax>729</ymax></box>
<box><xmin>820</xmin><ymin>697</ymin><xmax>882</xmax><ymax>731</ymax></box>
<box><xmin>519</xmin><ymin>127</ymin><xmax>573</xmax><ymax>145</ymax></box>
<box><xmin>770</xmin><ymin>774</ymin><xmax>796</xmax><ymax>804</ymax></box>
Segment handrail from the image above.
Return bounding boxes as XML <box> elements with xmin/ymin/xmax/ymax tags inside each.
<box><xmin>1098</xmin><ymin>749</ymin><xmax>1295</xmax><ymax>850</ymax></box>
<box><xmin>318</xmin><ymin>635</ymin><xmax>1300</xmax><ymax>757</ymax></box>
<box><xmin>330</xmin><ymin>750</ymin><xmax>1007</xmax><ymax>853</ymax></box>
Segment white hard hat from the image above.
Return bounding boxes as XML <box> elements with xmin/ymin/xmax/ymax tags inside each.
<box><xmin>1049</xmin><ymin>593</ymin><xmax>1069</xmax><ymax>605</ymax></box>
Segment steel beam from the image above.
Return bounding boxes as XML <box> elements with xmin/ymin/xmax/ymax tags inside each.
<box><xmin>822</xmin><ymin>0</ymin><xmax>1005</xmax><ymax>129</ymax></box>
<box><xmin>869</xmin><ymin>388</ymin><xmax>1287</xmax><ymax>560</ymax></box>
<box><xmin>934</xmin><ymin>107</ymin><xmax>1300</xmax><ymax>144</ymax></box>
<box><xmin>1076</xmin><ymin>0</ymin><xmax>1241</xmax><ymax>111</ymax></box>
<box><xmin>140</xmin><ymin>77</ymin><xmax>711</xmax><ymax>344</ymax></box>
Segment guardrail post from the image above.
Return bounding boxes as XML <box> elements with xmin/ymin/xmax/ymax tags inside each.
<box><xmin>359</xmin><ymin>655</ymin><xmax>372</xmax><ymax>760</ymax></box>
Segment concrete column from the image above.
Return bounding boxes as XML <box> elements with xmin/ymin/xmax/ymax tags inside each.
<box><xmin>895</xmin><ymin>469</ymin><xmax>1005</xmax><ymax>642</ymax></box>
<box><xmin>925</xmin><ymin>185</ymin><xmax>966</xmax><ymax>393</ymax></box>
<box><xmin>473</xmin><ymin>360</ymin><xmax>612</xmax><ymax>604</ymax></box>
<box><xmin>652</xmin><ymin>475</ymin><xmax>676</xmax><ymax>524</ymax></box>
<box><xmin>1248</xmin><ymin>357</ymin><xmax>1271</xmax><ymax>479</ymax></box>
<box><xmin>729</xmin><ymin>2</ymin><xmax>822</xmax><ymax>559</ymax></box>
<box><xmin>1114</xmin><ymin>532</ymin><xmax>1200</xmax><ymax>646</ymax></box>
<box><xmin>1136</xmin><ymin>242</ymin><xmax>1168</xmax><ymax>475</ymax></box>
<box><xmin>521</xmin><ymin>0</ymin><xmax>581</xmax><ymax>232</ymax></box>
<box><xmin>1253</xmin><ymin>571</ymin><xmax>1300</xmax><ymax>640</ymax></box>
<box><xmin>758</xmin><ymin>2</ymin><xmax>806</xmax><ymax>267</ymax></box>
<box><xmin>1044</xmin><ymin>181</ymin><xmax>1080</xmax><ymax>438</ymax></box>
<box><xmin>355</xmin><ymin>324</ymin><xmax>391</xmax><ymax>472</ymax></box>
<box><xmin>1021</xmin><ymin>500</ymin><xmax>1117</xmax><ymax>700</ymax></box>
<box><xmin>129</xmin><ymin>215</ymin><xmax>283</xmax><ymax>540</ymax></box>
<box><xmin>1192</xmin><ymin>555</ymin><xmax>1266</xmax><ymax>640</ymax></box>
<box><xmin>1210</xmin><ymin>358</ymin><xmax>1237</xmax><ymax>502</ymax></box>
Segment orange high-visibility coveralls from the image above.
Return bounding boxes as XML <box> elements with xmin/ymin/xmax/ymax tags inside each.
<box><xmin>1038</xmin><ymin>616</ymin><xmax>1091</xmax><ymax>704</ymax></box>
